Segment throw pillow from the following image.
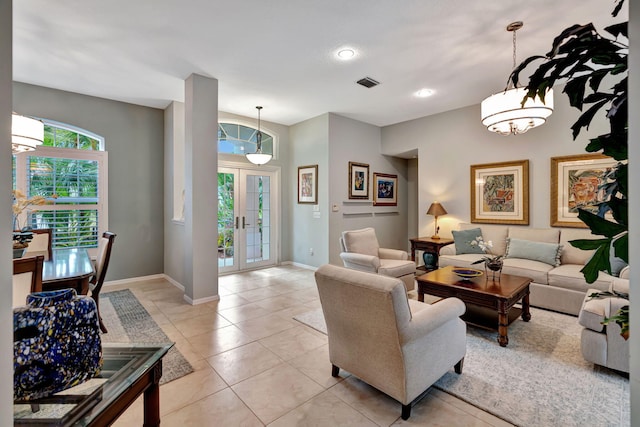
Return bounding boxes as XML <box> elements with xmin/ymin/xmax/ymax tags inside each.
<box><xmin>452</xmin><ymin>228</ymin><xmax>485</xmax><ymax>255</ymax></box>
<box><xmin>610</xmin><ymin>240</ymin><xmax>628</xmax><ymax>277</ymax></box>
<box><xmin>505</xmin><ymin>237</ymin><xmax>563</xmax><ymax>266</ymax></box>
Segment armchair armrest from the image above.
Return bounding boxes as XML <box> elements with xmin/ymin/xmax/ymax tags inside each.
<box><xmin>439</xmin><ymin>245</ymin><xmax>456</xmax><ymax>256</ymax></box>
<box><xmin>402</xmin><ymin>298</ymin><xmax>466</xmax><ymax>343</ymax></box>
<box><xmin>339</xmin><ymin>252</ymin><xmax>380</xmax><ymax>273</ymax></box>
<box><xmin>378</xmin><ymin>247</ymin><xmax>408</xmax><ymax>260</ymax></box>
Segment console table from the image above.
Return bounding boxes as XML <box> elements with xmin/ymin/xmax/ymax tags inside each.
<box><xmin>14</xmin><ymin>344</ymin><xmax>172</xmax><ymax>426</ymax></box>
<box><xmin>409</xmin><ymin>237</ymin><xmax>454</xmax><ymax>272</ymax></box>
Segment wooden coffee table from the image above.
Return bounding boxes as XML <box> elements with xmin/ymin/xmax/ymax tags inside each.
<box><xmin>416</xmin><ymin>265</ymin><xmax>532</xmax><ymax>347</ymax></box>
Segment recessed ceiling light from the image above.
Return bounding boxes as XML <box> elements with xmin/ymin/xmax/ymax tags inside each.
<box><xmin>415</xmin><ymin>88</ymin><xmax>435</xmax><ymax>98</ymax></box>
<box><xmin>336</xmin><ymin>48</ymin><xmax>356</xmax><ymax>60</ymax></box>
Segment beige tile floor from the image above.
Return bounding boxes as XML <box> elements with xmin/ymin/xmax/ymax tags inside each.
<box><xmin>108</xmin><ymin>264</ymin><xmax>514</xmax><ymax>427</ymax></box>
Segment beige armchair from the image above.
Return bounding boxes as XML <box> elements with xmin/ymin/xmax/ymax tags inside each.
<box><xmin>339</xmin><ymin>227</ymin><xmax>416</xmax><ymax>291</ymax></box>
<box><xmin>314</xmin><ymin>264</ymin><xmax>466</xmax><ymax>420</ymax></box>
<box><xmin>578</xmin><ymin>275</ymin><xmax>629</xmax><ymax>373</ymax></box>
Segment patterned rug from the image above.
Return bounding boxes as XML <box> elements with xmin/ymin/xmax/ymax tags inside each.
<box><xmin>100</xmin><ymin>289</ymin><xmax>194</xmax><ymax>384</ymax></box>
<box><xmin>293</xmin><ymin>306</ymin><xmax>630</xmax><ymax>427</ymax></box>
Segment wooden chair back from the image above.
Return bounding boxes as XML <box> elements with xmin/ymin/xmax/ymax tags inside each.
<box><xmin>13</xmin><ymin>255</ymin><xmax>44</xmax><ymax>308</ymax></box>
<box><xmin>24</xmin><ymin>228</ymin><xmax>53</xmax><ymax>261</ymax></box>
<box><xmin>91</xmin><ymin>231</ymin><xmax>116</xmax><ymax>333</ymax></box>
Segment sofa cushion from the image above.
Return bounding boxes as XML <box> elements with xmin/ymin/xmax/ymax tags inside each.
<box><xmin>342</xmin><ymin>228</ymin><xmax>379</xmax><ymax>257</ymax></box>
<box><xmin>458</xmin><ymin>223</ymin><xmax>508</xmax><ymax>256</ymax></box>
<box><xmin>452</xmin><ymin>228</ymin><xmax>485</xmax><ymax>254</ymax></box>
<box><xmin>508</xmin><ymin>227</ymin><xmax>559</xmax><ymax>244</ymax></box>
<box><xmin>610</xmin><ymin>239</ymin><xmax>629</xmax><ymax>277</ymax></box>
<box><xmin>578</xmin><ymin>291</ymin><xmax>607</xmax><ymax>332</ymax></box>
<box><xmin>548</xmin><ymin>264</ymin><xmax>613</xmax><ymax>293</ymax></box>
<box><xmin>379</xmin><ymin>259</ymin><xmax>416</xmax><ymax>278</ymax></box>
<box><xmin>505</xmin><ymin>237</ymin><xmax>562</xmax><ymax>267</ymax></box>
<box><xmin>559</xmin><ymin>228</ymin><xmax>596</xmax><ymax>265</ymax></box>
<box><xmin>438</xmin><ymin>253</ymin><xmax>487</xmax><ymax>269</ymax></box>
<box><xmin>502</xmin><ymin>258</ymin><xmax>553</xmax><ymax>284</ymax></box>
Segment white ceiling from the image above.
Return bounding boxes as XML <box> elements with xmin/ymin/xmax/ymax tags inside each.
<box><xmin>13</xmin><ymin>0</ymin><xmax>627</xmax><ymax>127</ymax></box>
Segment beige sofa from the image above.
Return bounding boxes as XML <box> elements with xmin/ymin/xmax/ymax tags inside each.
<box><xmin>438</xmin><ymin>223</ymin><xmax>629</xmax><ymax>316</ymax></box>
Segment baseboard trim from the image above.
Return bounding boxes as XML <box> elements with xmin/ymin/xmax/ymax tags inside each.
<box><xmin>103</xmin><ymin>274</ymin><xmax>165</xmax><ymax>288</ymax></box>
<box><xmin>183</xmin><ymin>294</ymin><xmax>220</xmax><ymax>305</ymax></box>
<box><xmin>283</xmin><ymin>261</ymin><xmax>317</xmax><ymax>271</ymax></box>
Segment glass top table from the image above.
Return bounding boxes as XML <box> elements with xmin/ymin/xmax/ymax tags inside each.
<box><xmin>14</xmin><ymin>343</ymin><xmax>172</xmax><ymax>426</ymax></box>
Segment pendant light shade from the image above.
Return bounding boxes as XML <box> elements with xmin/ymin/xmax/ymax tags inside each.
<box><xmin>12</xmin><ymin>113</ymin><xmax>44</xmax><ymax>153</ymax></box>
<box><xmin>246</xmin><ymin>106</ymin><xmax>272</xmax><ymax>165</ymax></box>
<box><xmin>481</xmin><ymin>21</ymin><xmax>553</xmax><ymax>136</ymax></box>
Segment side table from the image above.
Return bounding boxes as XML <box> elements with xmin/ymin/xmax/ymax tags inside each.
<box><xmin>409</xmin><ymin>237</ymin><xmax>454</xmax><ymax>272</ymax></box>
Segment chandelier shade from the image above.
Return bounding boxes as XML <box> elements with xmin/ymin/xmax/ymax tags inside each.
<box><xmin>481</xmin><ymin>87</ymin><xmax>554</xmax><ymax>136</ymax></box>
<box><xmin>12</xmin><ymin>113</ymin><xmax>44</xmax><ymax>153</ymax></box>
<box><xmin>246</xmin><ymin>106</ymin><xmax>272</xmax><ymax>165</ymax></box>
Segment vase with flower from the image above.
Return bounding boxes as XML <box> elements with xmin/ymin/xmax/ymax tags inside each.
<box><xmin>469</xmin><ymin>236</ymin><xmax>504</xmax><ymax>281</ymax></box>
<box><xmin>12</xmin><ymin>189</ymin><xmax>51</xmax><ymax>258</ymax></box>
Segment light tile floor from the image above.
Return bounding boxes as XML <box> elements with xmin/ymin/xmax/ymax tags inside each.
<box><xmin>108</xmin><ymin>265</ymin><xmax>514</xmax><ymax>426</ymax></box>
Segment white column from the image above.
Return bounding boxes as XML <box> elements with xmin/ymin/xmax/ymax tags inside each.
<box><xmin>0</xmin><ymin>0</ymin><xmax>12</xmax><ymax>423</ymax></box>
<box><xmin>183</xmin><ymin>74</ymin><xmax>219</xmax><ymax>303</ymax></box>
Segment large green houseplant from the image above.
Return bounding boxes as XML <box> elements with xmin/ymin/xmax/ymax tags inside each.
<box><xmin>510</xmin><ymin>0</ymin><xmax>628</xmax><ymax>337</ymax></box>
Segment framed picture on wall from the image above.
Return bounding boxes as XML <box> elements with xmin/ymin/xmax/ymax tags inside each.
<box><xmin>373</xmin><ymin>173</ymin><xmax>397</xmax><ymax>206</ymax></box>
<box><xmin>470</xmin><ymin>159</ymin><xmax>529</xmax><ymax>225</ymax></box>
<box><xmin>348</xmin><ymin>162</ymin><xmax>369</xmax><ymax>199</ymax></box>
<box><xmin>298</xmin><ymin>165</ymin><xmax>318</xmax><ymax>204</ymax></box>
<box><xmin>550</xmin><ymin>154</ymin><xmax>617</xmax><ymax>228</ymax></box>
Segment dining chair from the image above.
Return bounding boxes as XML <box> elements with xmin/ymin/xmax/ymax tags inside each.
<box><xmin>13</xmin><ymin>255</ymin><xmax>44</xmax><ymax>308</ymax></box>
<box><xmin>91</xmin><ymin>231</ymin><xmax>116</xmax><ymax>333</ymax></box>
<box><xmin>24</xmin><ymin>228</ymin><xmax>53</xmax><ymax>261</ymax></box>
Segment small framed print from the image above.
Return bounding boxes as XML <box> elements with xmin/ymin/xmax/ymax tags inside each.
<box><xmin>298</xmin><ymin>165</ymin><xmax>318</xmax><ymax>204</ymax></box>
<box><xmin>373</xmin><ymin>173</ymin><xmax>397</xmax><ymax>206</ymax></box>
<box><xmin>471</xmin><ymin>159</ymin><xmax>529</xmax><ymax>225</ymax></box>
<box><xmin>348</xmin><ymin>162</ymin><xmax>369</xmax><ymax>199</ymax></box>
<box><xmin>550</xmin><ymin>154</ymin><xmax>617</xmax><ymax>228</ymax></box>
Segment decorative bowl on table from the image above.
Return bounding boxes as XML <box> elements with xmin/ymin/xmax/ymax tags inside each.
<box><xmin>452</xmin><ymin>268</ymin><xmax>484</xmax><ymax>280</ymax></box>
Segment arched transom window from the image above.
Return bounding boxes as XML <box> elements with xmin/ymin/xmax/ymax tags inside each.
<box><xmin>218</xmin><ymin>123</ymin><xmax>274</xmax><ymax>157</ymax></box>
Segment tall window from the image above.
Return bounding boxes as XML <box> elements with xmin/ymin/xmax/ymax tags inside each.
<box><xmin>218</xmin><ymin>123</ymin><xmax>274</xmax><ymax>157</ymax></box>
<box><xmin>13</xmin><ymin>120</ymin><xmax>108</xmax><ymax>252</ymax></box>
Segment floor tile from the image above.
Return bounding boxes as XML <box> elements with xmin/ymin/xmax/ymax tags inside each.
<box><xmin>187</xmin><ymin>324</ymin><xmax>255</xmax><ymax>358</ymax></box>
<box><xmin>259</xmin><ymin>325</ymin><xmax>326</xmax><ymax>361</ymax></box>
<box><xmin>207</xmin><ymin>341</ymin><xmax>284</xmax><ymax>385</ymax></box>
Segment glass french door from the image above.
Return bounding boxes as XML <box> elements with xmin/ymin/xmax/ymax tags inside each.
<box><xmin>218</xmin><ymin>167</ymin><xmax>276</xmax><ymax>273</ymax></box>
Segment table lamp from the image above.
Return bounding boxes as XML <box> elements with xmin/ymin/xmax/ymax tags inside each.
<box><xmin>426</xmin><ymin>201</ymin><xmax>447</xmax><ymax>239</ymax></box>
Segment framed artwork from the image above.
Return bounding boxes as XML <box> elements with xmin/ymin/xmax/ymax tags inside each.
<box><xmin>550</xmin><ymin>154</ymin><xmax>616</xmax><ymax>228</ymax></box>
<box><xmin>348</xmin><ymin>162</ymin><xmax>369</xmax><ymax>199</ymax></box>
<box><xmin>471</xmin><ymin>159</ymin><xmax>529</xmax><ymax>225</ymax></box>
<box><xmin>298</xmin><ymin>165</ymin><xmax>318</xmax><ymax>204</ymax></box>
<box><xmin>373</xmin><ymin>173</ymin><xmax>397</xmax><ymax>206</ymax></box>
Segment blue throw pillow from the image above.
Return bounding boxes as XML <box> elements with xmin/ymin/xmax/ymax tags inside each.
<box><xmin>505</xmin><ymin>238</ymin><xmax>563</xmax><ymax>266</ymax></box>
<box><xmin>452</xmin><ymin>228</ymin><xmax>485</xmax><ymax>255</ymax></box>
<box><xmin>610</xmin><ymin>240</ymin><xmax>628</xmax><ymax>276</ymax></box>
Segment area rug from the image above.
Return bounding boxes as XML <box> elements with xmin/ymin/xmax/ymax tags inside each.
<box><xmin>100</xmin><ymin>289</ymin><xmax>194</xmax><ymax>384</ymax></box>
<box><xmin>293</xmin><ymin>307</ymin><xmax>630</xmax><ymax>427</ymax></box>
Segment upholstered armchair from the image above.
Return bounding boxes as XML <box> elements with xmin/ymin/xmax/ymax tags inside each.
<box><xmin>314</xmin><ymin>264</ymin><xmax>466</xmax><ymax>420</ymax></box>
<box><xmin>339</xmin><ymin>227</ymin><xmax>416</xmax><ymax>291</ymax></box>
<box><xmin>578</xmin><ymin>274</ymin><xmax>629</xmax><ymax>373</ymax></box>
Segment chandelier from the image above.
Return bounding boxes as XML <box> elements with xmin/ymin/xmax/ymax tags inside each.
<box><xmin>481</xmin><ymin>21</ymin><xmax>553</xmax><ymax>136</ymax></box>
<box><xmin>245</xmin><ymin>106</ymin><xmax>272</xmax><ymax>165</ymax></box>
<box><xmin>11</xmin><ymin>113</ymin><xmax>44</xmax><ymax>153</ymax></box>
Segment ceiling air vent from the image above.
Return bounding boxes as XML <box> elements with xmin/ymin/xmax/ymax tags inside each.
<box><xmin>356</xmin><ymin>77</ymin><xmax>380</xmax><ymax>88</ymax></box>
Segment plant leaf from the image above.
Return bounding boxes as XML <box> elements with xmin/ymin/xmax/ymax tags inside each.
<box><xmin>577</xmin><ymin>209</ymin><xmax>627</xmax><ymax>237</ymax></box>
<box><xmin>579</xmin><ymin>243</ymin><xmax>610</xmax><ymax>283</ymax></box>
<box><xmin>571</xmin><ymin>99</ymin><xmax>609</xmax><ymax>139</ymax></box>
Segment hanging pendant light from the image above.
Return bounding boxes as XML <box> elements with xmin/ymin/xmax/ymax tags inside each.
<box><xmin>11</xmin><ymin>113</ymin><xmax>44</xmax><ymax>153</ymax></box>
<box><xmin>481</xmin><ymin>21</ymin><xmax>553</xmax><ymax>136</ymax></box>
<box><xmin>245</xmin><ymin>106</ymin><xmax>272</xmax><ymax>165</ymax></box>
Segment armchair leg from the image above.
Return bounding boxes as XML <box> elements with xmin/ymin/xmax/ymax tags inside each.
<box><xmin>454</xmin><ymin>357</ymin><xmax>464</xmax><ymax>374</ymax></box>
<box><xmin>331</xmin><ymin>364</ymin><xmax>340</xmax><ymax>377</ymax></box>
<box><xmin>401</xmin><ymin>403</ymin><xmax>411</xmax><ymax>420</ymax></box>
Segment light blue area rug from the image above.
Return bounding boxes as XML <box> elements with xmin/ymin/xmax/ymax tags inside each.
<box><xmin>101</xmin><ymin>289</ymin><xmax>194</xmax><ymax>384</ymax></box>
<box><xmin>294</xmin><ymin>307</ymin><xmax>629</xmax><ymax>427</ymax></box>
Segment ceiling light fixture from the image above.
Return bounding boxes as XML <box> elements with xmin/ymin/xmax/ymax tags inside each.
<box><xmin>245</xmin><ymin>106</ymin><xmax>272</xmax><ymax>165</ymax></box>
<box><xmin>11</xmin><ymin>113</ymin><xmax>44</xmax><ymax>153</ymax></box>
<box><xmin>415</xmin><ymin>88</ymin><xmax>434</xmax><ymax>98</ymax></box>
<box><xmin>336</xmin><ymin>48</ymin><xmax>355</xmax><ymax>60</ymax></box>
<box><xmin>481</xmin><ymin>21</ymin><xmax>553</xmax><ymax>136</ymax></box>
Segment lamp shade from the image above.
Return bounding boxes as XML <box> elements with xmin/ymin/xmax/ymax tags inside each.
<box><xmin>481</xmin><ymin>87</ymin><xmax>553</xmax><ymax>136</ymax></box>
<box><xmin>12</xmin><ymin>113</ymin><xmax>44</xmax><ymax>153</ymax></box>
<box><xmin>245</xmin><ymin>152</ymin><xmax>272</xmax><ymax>165</ymax></box>
<box><xmin>427</xmin><ymin>201</ymin><xmax>447</xmax><ymax>217</ymax></box>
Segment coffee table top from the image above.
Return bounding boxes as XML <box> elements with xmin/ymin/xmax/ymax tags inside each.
<box><xmin>417</xmin><ymin>265</ymin><xmax>532</xmax><ymax>299</ymax></box>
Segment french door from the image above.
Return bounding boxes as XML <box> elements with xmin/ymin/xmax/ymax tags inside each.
<box><xmin>218</xmin><ymin>167</ymin><xmax>277</xmax><ymax>273</ymax></box>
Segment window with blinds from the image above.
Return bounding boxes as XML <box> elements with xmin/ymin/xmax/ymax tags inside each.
<box><xmin>13</xmin><ymin>120</ymin><xmax>107</xmax><ymax>252</ymax></box>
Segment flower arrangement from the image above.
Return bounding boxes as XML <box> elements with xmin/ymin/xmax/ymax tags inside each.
<box><xmin>12</xmin><ymin>189</ymin><xmax>52</xmax><ymax>249</ymax></box>
<box><xmin>469</xmin><ymin>236</ymin><xmax>503</xmax><ymax>266</ymax></box>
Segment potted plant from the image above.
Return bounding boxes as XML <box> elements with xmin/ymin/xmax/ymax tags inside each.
<box><xmin>510</xmin><ymin>0</ymin><xmax>628</xmax><ymax>337</ymax></box>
